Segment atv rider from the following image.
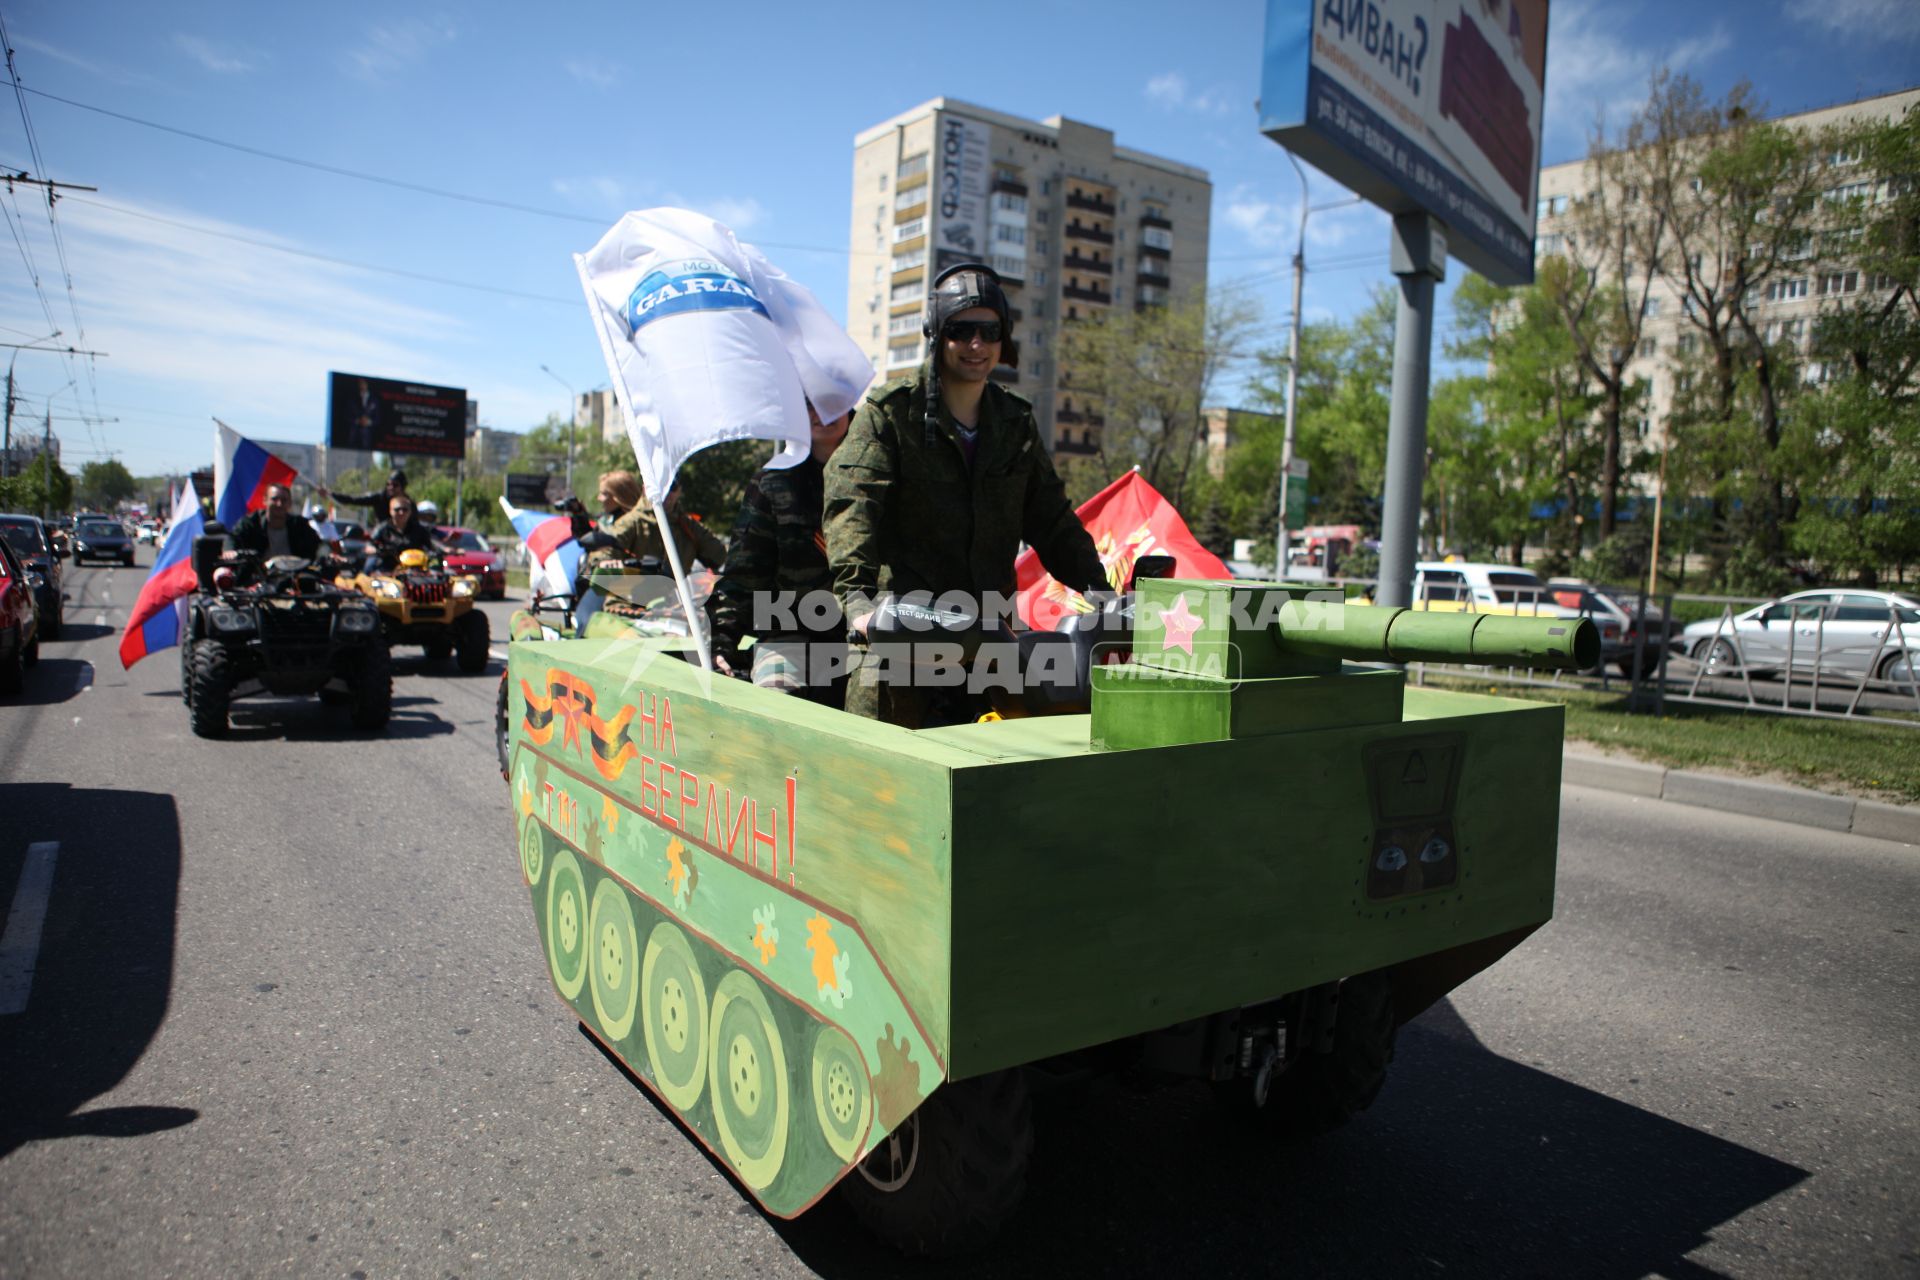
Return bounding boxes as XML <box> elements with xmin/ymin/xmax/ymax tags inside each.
<box><xmin>570</xmin><ymin>470</ymin><xmax>728</xmax><ymax>622</ymax></box>
<box><xmin>229</xmin><ymin>483</ymin><xmax>323</xmax><ymax>562</ymax></box>
<box><xmin>367</xmin><ymin>494</ymin><xmax>441</xmax><ymax>570</ymax></box>
<box><xmin>824</xmin><ymin>261</ymin><xmax>1107</xmax><ymax>726</ymax></box>
<box><xmin>707</xmin><ymin>401</ymin><xmax>851</xmax><ymax>704</ymax></box>
<box><xmin>319</xmin><ymin>469</ymin><xmax>409</xmax><ymax>520</ymax></box>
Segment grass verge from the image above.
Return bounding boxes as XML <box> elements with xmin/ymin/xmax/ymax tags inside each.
<box><xmin>1419</xmin><ymin>673</ymin><xmax>1920</xmax><ymax>805</ymax></box>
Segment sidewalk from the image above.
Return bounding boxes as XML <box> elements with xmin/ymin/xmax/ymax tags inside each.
<box><xmin>1564</xmin><ymin>747</ymin><xmax>1920</xmax><ymax>845</ymax></box>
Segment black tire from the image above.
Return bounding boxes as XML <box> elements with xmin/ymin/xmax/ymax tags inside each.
<box><xmin>0</xmin><ymin>641</ymin><xmax>21</xmax><ymax>694</ymax></box>
<box><xmin>838</xmin><ymin>1069</ymin><xmax>1034</xmax><ymax>1258</ymax></box>
<box><xmin>347</xmin><ymin>641</ymin><xmax>393</xmax><ymax>731</ymax></box>
<box><xmin>1259</xmin><ymin>970</ymin><xmax>1396</xmax><ymax>1138</ymax></box>
<box><xmin>22</xmin><ymin>632</ymin><xmax>38</xmax><ymax>667</ymax></box>
<box><xmin>1879</xmin><ymin>648</ymin><xmax>1918</xmax><ymax>692</ymax></box>
<box><xmin>42</xmin><ymin>600</ymin><xmax>61</xmax><ymax>641</ymax></box>
<box><xmin>1694</xmin><ymin>638</ymin><xmax>1740</xmax><ymax>676</ymax></box>
<box><xmin>188</xmin><ymin>639</ymin><xmax>233</xmax><ymax>738</ymax></box>
<box><xmin>424</xmin><ymin>638</ymin><xmax>454</xmax><ymax>663</ymax></box>
<box><xmin>455</xmin><ymin>610</ymin><xmax>490</xmax><ymax>674</ymax></box>
<box><xmin>495</xmin><ymin>670</ymin><xmax>511</xmax><ymax>781</ymax></box>
<box><xmin>1617</xmin><ymin>650</ymin><xmax>1660</xmax><ymax>679</ymax></box>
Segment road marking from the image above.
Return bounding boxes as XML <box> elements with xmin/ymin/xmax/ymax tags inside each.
<box><xmin>0</xmin><ymin>841</ymin><xmax>60</xmax><ymax>1015</ymax></box>
<box><xmin>490</xmin><ymin>648</ymin><xmax>507</xmax><ymax>661</ymax></box>
<box><xmin>94</xmin><ymin>613</ymin><xmax>106</xmax><ymax>627</ymax></box>
<box><xmin>72</xmin><ymin>661</ymin><xmax>93</xmax><ymax>696</ymax></box>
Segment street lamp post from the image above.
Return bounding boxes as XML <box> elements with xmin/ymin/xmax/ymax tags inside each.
<box><xmin>1273</xmin><ymin>153</ymin><xmax>1309</xmax><ymax>578</ymax></box>
<box><xmin>539</xmin><ymin>364</ymin><xmax>576</xmax><ymax>497</ymax></box>
<box><xmin>4</xmin><ymin>330</ymin><xmax>62</xmax><ymax>479</ymax></box>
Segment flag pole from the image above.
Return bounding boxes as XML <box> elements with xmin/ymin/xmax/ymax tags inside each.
<box><xmin>573</xmin><ymin>252</ymin><xmax>713</xmax><ymax>671</ymax></box>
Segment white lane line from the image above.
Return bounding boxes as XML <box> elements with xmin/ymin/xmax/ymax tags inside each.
<box><xmin>489</xmin><ymin>648</ymin><xmax>507</xmax><ymax>661</ymax></box>
<box><xmin>0</xmin><ymin>842</ymin><xmax>60</xmax><ymax>1015</ymax></box>
<box><xmin>93</xmin><ymin>612</ymin><xmax>106</xmax><ymax>627</ymax></box>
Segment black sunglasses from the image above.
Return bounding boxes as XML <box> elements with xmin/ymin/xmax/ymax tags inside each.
<box><xmin>942</xmin><ymin>319</ymin><xmax>1003</xmax><ymax>345</ymax></box>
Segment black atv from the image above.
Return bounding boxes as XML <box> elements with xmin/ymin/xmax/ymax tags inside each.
<box><xmin>181</xmin><ymin>536</ymin><xmax>392</xmax><ymax>738</ymax></box>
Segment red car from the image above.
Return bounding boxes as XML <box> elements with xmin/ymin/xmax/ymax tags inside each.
<box><xmin>435</xmin><ymin>526</ymin><xmax>507</xmax><ymax>600</ymax></box>
<box><xmin>0</xmin><ymin>536</ymin><xmax>42</xmax><ymax>694</ymax></box>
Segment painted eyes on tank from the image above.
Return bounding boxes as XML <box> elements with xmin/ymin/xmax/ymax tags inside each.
<box><xmin>1420</xmin><ymin>837</ymin><xmax>1451</xmax><ymax>864</ymax></box>
<box><xmin>1375</xmin><ymin>845</ymin><xmax>1408</xmax><ymax>872</ymax></box>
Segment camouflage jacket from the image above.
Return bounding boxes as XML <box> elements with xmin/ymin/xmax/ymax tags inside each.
<box><xmin>824</xmin><ymin>375</ymin><xmax>1105</xmax><ymax>625</ymax></box>
<box><xmin>707</xmin><ymin>456</ymin><xmax>833</xmax><ymax>650</ymax></box>
<box><xmin>589</xmin><ymin>501</ymin><xmax>728</xmax><ymax>573</ymax></box>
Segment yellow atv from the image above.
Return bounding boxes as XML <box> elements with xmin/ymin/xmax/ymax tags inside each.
<box><xmin>341</xmin><ymin>547</ymin><xmax>491</xmax><ymax>673</ymax></box>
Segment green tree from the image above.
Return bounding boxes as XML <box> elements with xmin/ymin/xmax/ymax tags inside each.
<box><xmin>77</xmin><ymin>458</ymin><xmax>138</xmax><ymax>510</ymax></box>
<box><xmin>0</xmin><ymin>451</ymin><xmax>72</xmax><ymax>516</ymax></box>
<box><xmin>1053</xmin><ymin>288</ymin><xmax>1261</xmax><ymax>509</ymax></box>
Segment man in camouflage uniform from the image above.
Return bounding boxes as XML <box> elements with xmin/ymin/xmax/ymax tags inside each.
<box><xmin>707</xmin><ymin>402</ymin><xmax>852</xmax><ymax>706</ymax></box>
<box><xmin>825</xmin><ymin>262</ymin><xmax>1107</xmax><ymax>726</ymax></box>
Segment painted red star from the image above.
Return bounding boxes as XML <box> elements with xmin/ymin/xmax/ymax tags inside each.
<box><xmin>1159</xmin><ymin>593</ymin><xmax>1203</xmax><ymax>654</ymax></box>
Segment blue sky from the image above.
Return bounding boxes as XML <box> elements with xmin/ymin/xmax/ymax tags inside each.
<box><xmin>3</xmin><ymin>0</ymin><xmax>1917</xmax><ymax>478</ymax></box>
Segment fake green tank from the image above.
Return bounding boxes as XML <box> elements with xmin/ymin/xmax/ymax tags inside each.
<box><xmin>502</xmin><ymin>578</ymin><xmax>1597</xmax><ymax>1253</ymax></box>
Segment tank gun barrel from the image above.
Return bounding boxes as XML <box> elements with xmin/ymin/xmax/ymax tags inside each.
<box><xmin>1271</xmin><ymin>599</ymin><xmax>1600</xmax><ymax>671</ymax></box>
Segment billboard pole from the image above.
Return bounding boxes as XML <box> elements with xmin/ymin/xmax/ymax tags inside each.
<box><xmin>1375</xmin><ymin>211</ymin><xmax>1446</xmax><ymax>609</ymax></box>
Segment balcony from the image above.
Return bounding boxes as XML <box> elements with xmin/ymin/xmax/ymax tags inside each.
<box><xmin>1066</xmin><ymin>191</ymin><xmax>1116</xmax><ymax>216</ymax></box>
<box><xmin>1138</xmin><ymin>239</ymin><xmax>1170</xmax><ymax>258</ymax></box>
<box><xmin>1054</xmin><ymin>407</ymin><xmax>1106</xmax><ymax>427</ymax></box>
<box><xmin>1063</xmin><ymin>251</ymin><xmax>1112</xmax><ymax>275</ymax></box>
<box><xmin>1054</xmin><ymin>434</ymin><xmax>1098</xmax><ymax>456</ymax></box>
<box><xmin>1140</xmin><ymin>212</ymin><xmax>1172</xmax><ymax>230</ymax></box>
<box><xmin>1136</xmin><ymin>260</ymin><xmax>1169</xmax><ymax>283</ymax></box>
<box><xmin>1062</xmin><ymin>282</ymin><xmax>1113</xmax><ymax>304</ymax></box>
<box><xmin>1065</xmin><ymin>221</ymin><xmax>1114</xmax><ymax>245</ymax></box>
<box><xmin>992</xmin><ymin>176</ymin><xmax>1029</xmax><ymax>197</ymax></box>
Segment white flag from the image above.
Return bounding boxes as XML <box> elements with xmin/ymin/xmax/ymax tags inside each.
<box><xmin>573</xmin><ymin>207</ymin><xmax>872</xmax><ymax>504</ymax></box>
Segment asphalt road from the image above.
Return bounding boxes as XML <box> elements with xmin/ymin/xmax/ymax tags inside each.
<box><xmin>2</xmin><ymin>556</ymin><xmax>1916</xmax><ymax>1278</ymax></box>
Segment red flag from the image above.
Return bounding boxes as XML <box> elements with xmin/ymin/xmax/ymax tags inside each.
<box><xmin>1014</xmin><ymin>471</ymin><xmax>1230</xmax><ymax>629</ymax></box>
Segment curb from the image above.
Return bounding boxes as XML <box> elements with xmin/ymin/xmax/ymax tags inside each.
<box><xmin>1564</xmin><ymin>749</ymin><xmax>1920</xmax><ymax>846</ymax></box>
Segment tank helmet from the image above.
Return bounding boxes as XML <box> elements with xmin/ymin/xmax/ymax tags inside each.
<box><xmin>388</xmin><ymin>469</ymin><xmax>409</xmax><ymax>489</ymax></box>
<box><xmin>923</xmin><ymin>261</ymin><xmax>1019</xmax><ymax>371</ymax></box>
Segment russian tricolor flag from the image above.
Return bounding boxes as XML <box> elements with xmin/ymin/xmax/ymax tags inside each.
<box><xmin>499</xmin><ymin>496</ymin><xmax>583</xmax><ymax>602</ymax></box>
<box><xmin>119</xmin><ymin>484</ymin><xmax>207</xmax><ymax>669</ymax></box>
<box><xmin>213</xmin><ymin>420</ymin><xmax>299</xmax><ymax>529</ymax></box>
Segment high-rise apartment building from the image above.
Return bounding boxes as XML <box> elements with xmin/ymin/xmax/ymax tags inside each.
<box><xmin>1533</xmin><ymin>87</ymin><xmax>1917</xmax><ymax>453</ymax></box>
<box><xmin>849</xmin><ymin>98</ymin><xmax>1210</xmax><ymax>456</ymax></box>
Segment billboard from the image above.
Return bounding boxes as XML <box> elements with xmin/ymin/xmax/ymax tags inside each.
<box><xmin>932</xmin><ymin>114</ymin><xmax>991</xmax><ymax>275</ymax></box>
<box><xmin>326</xmin><ymin>372</ymin><xmax>468</xmax><ymax>459</ymax></box>
<box><xmin>505</xmin><ymin>472</ymin><xmax>564</xmax><ymax>507</ymax></box>
<box><xmin>1259</xmin><ymin>0</ymin><xmax>1548</xmax><ymax>285</ymax></box>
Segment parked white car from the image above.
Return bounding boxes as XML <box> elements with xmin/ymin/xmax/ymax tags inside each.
<box><xmin>1678</xmin><ymin>589</ymin><xmax>1919</xmax><ymax>687</ymax></box>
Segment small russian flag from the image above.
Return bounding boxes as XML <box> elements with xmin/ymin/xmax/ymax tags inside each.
<box><xmin>119</xmin><ymin>484</ymin><xmax>207</xmax><ymax>669</ymax></box>
<box><xmin>213</xmin><ymin>419</ymin><xmax>299</xmax><ymax>529</ymax></box>
<box><xmin>499</xmin><ymin>496</ymin><xmax>583</xmax><ymax>601</ymax></box>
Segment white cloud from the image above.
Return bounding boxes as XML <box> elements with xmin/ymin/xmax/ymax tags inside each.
<box><xmin>1785</xmin><ymin>0</ymin><xmax>1920</xmax><ymax>40</ymax></box>
<box><xmin>565</xmin><ymin>58</ymin><xmax>620</xmax><ymax>90</ymax></box>
<box><xmin>1541</xmin><ymin>1</ymin><xmax>1731</xmax><ymax>156</ymax></box>
<box><xmin>344</xmin><ymin>17</ymin><xmax>456</xmax><ymax>81</ymax></box>
<box><xmin>1146</xmin><ymin>72</ymin><xmax>1188</xmax><ymax>109</ymax></box>
<box><xmin>1222</xmin><ymin>184</ymin><xmax>1381</xmax><ymax>252</ymax></box>
<box><xmin>173</xmin><ymin>34</ymin><xmax>264</xmax><ymax>74</ymax></box>
<box><xmin>1145</xmin><ymin>70</ymin><xmax>1238</xmax><ymax>116</ymax></box>
<box><xmin>0</xmin><ymin>196</ymin><xmax>467</xmax><ymax>447</ymax></box>
<box><xmin>10</xmin><ymin>34</ymin><xmax>169</xmax><ymax>88</ymax></box>
<box><xmin>704</xmin><ymin>197</ymin><xmax>766</xmax><ymax>232</ymax></box>
<box><xmin>551</xmin><ymin>176</ymin><xmax>626</xmax><ymax>211</ymax></box>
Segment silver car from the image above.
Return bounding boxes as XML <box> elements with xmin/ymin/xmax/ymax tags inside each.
<box><xmin>1679</xmin><ymin>589</ymin><xmax>1919</xmax><ymax>687</ymax></box>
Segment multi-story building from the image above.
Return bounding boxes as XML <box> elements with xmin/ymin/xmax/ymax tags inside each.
<box><xmin>849</xmin><ymin>98</ymin><xmax>1210</xmax><ymax>455</ymax></box>
<box><xmin>1533</xmin><ymin>86</ymin><xmax>1917</xmax><ymax>454</ymax></box>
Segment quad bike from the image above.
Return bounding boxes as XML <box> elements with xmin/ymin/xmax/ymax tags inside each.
<box><xmin>501</xmin><ymin>565</ymin><xmax>1599</xmax><ymax>1255</ymax></box>
<box><xmin>181</xmin><ymin>538</ymin><xmax>391</xmax><ymax>738</ymax></box>
<box><xmin>340</xmin><ymin>547</ymin><xmax>490</xmax><ymax>673</ymax></box>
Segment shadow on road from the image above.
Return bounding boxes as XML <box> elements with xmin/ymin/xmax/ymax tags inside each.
<box><xmin>0</xmin><ymin>784</ymin><xmax>195</xmax><ymax>1159</ymax></box>
<box><xmin>46</xmin><ymin>622</ymin><xmax>117</xmax><ymax>644</ymax></box>
<box><xmin>761</xmin><ymin>999</ymin><xmax>1806</xmax><ymax>1279</ymax></box>
<box><xmin>222</xmin><ymin>694</ymin><xmax>456</xmax><ymax>741</ymax></box>
<box><xmin>7</xmin><ymin>657</ymin><xmax>94</xmax><ymax>707</ymax></box>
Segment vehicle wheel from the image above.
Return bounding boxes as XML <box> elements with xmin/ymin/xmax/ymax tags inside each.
<box><xmin>642</xmin><ymin>923</ymin><xmax>709</xmax><ymax>1111</ymax></box>
<box><xmin>495</xmin><ymin>671</ymin><xmax>511</xmax><ymax>781</ymax></box>
<box><xmin>347</xmin><ymin>640</ymin><xmax>392</xmax><ymax>731</ymax></box>
<box><xmin>707</xmin><ymin>970</ymin><xmax>791</xmax><ymax>1192</ymax></box>
<box><xmin>0</xmin><ymin>643</ymin><xmax>21</xmax><ymax>695</ymax></box>
<box><xmin>1261</xmin><ymin>970</ymin><xmax>1397</xmax><ymax>1138</ymax></box>
<box><xmin>811</xmin><ymin>1024</ymin><xmax>873</xmax><ymax>1164</ymax></box>
<box><xmin>424</xmin><ymin>638</ymin><xmax>453</xmax><ymax>663</ymax></box>
<box><xmin>546</xmin><ymin>848</ymin><xmax>590</xmax><ymax>1002</ymax></box>
<box><xmin>1618</xmin><ymin>650</ymin><xmax>1660</xmax><ymax>679</ymax></box>
<box><xmin>588</xmin><ymin>878</ymin><xmax>641</xmax><ymax>1043</ymax></box>
<box><xmin>188</xmin><ymin>639</ymin><xmax>233</xmax><ymax>738</ymax></box>
<box><xmin>839</xmin><ymin>1069</ymin><xmax>1033</xmax><ymax>1257</ymax></box>
<box><xmin>1879</xmin><ymin>648</ymin><xmax>1918</xmax><ymax>693</ymax></box>
<box><xmin>22</xmin><ymin>632</ymin><xmax>38</xmax><ymax>667</ymax></box>
<box><xmin>1697</xmin><ymin>638</ymin><xmax>1741</xmax><ymax>676</ymax></box>
<box><xmin>455</xmin><ymin>610</ymin><xmax>491</xmax><ymax>674</ymax></box>
<box><xmin>42</xmin><ymin>602</ymin><xmax>60</xmax><ymax>640</ymax></box>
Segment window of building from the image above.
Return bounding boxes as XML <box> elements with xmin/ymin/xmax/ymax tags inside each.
<box><xmin>1142</xmin><ymin>227</ymin><xmax>1172</xmax><ymax>251</ymax></box>
<box><xmin>1536</xmin><ymin>233</ymin><xmax>1564</xmax><ymax>258</ymax></box>
<box><xmin>888</xmin><ymin>312</ymin><xmax>919</xmax><ymax>336</ymax></box>
<box><xmin>896</xmin><ymin>188</ymin><xmax>926</xmax><ymax>212</ymax></box>
<box><xmin>894</xmin><ymin>218</ymin><xmax>926</xmax><ymax>242</ymax></box>
<box><xmin>1034</xmin><ymin>209</ymin><xmax>1049</xmax><ymax>226</ymax></box>
<box><xmin>897</xmin><ymin>153</ymin><xmax>928</xmax><ymax>181</ymax></box>
<box><xmin>1765</xmin><ymin>277</ymin><xmax>1809</xmax><ymax>302</ymax></box>
<box><xmin>879</xmin><ymin>173</ymin><xmax>888</xmax><ymax>190</ymax></box>
<box><xmin>991</xmin><ymin>253</ymin><xmax>1027</xmax><ymax>280</ymax></box>
<box><xmin>993</xmin><ymin>192</ymin><xmax>1027</xmax><ymax>215</ymax></box>
<box><xmin>1641</xmin><ymin>295</ymin><xmax>1661</xmax><ymax>317</ymax></box>
<box><xmin>890</xmin><ymin>281</ymin><xmax>923</xmax><ymax>304</ymax></box>
<box><xmin>1548</xmin><ymin>194</ymin><xmax>1569</xmax><ymax>215</ymax></box>
<box><xmin>892</xmin><ymin>247</ymin><xmax>927</xmax><ymax>272</ymax></box>
<box><xmin>1817</xmin><ymin>270</ymin><xmax>1858</xmax><ymax>296</ymax></box>
<box><xmin>1638</xmin><ymin>337</ymin><xmax>1658</xmax><ymax>357</ymax></box>
<box><xmin>994</xmin><ymin>223</ymin><xmax>1026</xmax><ymax>246</ymax></box>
